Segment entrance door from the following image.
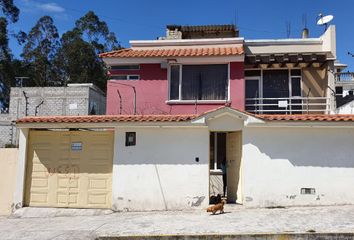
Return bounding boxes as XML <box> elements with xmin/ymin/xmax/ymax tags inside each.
<box><xmin>209</xmin><ymin>131</ymin><xmax>242</xmax><ymax>204</ymax></box>
<box><xmin>226</xmin><ymin>131</ymin><xmax>242</xmax><ymax>204</ymax></box>
<box><xmin>25</xmin><ymin>130</ymin><xmax>113</xmax><ymax>209</ymax></box>
<box><xmin>209</xmin><ymin>132</ymin><xmax>226</xmax><ymax>198</ymax></box>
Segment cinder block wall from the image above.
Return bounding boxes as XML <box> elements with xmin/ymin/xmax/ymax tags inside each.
<box><xmin>10</xmin><ymin>85</ymin><xmax>92</xmax><ymax>118</ymax></box>
<box><xmin>0</xmin><ymin>114</ymin><xmax>14</xmax><ymax>147</ymax></box>
<box><xmin>0</xmin><ymin>84</ymin><xmax>106</xmax><ymax>147</ymax></box>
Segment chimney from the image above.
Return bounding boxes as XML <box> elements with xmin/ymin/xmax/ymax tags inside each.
<box><xmin>302</xmin><ymin>28</ymin><xmax>309</xmax><ymax>38</ymax></box>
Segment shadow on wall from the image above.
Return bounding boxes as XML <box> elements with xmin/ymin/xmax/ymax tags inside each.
<box><xmin>302</xmin><ymin>67</ymin><xmax>328</xmax><ymax>98</ymax></box>
<box><xmin>244</xmin><ymin>127</ymin><xmax>354</xmax><ymax>168</ymax></box>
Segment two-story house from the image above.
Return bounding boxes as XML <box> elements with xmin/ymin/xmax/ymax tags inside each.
<box><xmin>13</xmin><ymin>24</ymin><xmax>354</xmax><ymax>213</ymax></box>
<box><xmin>101</xmin><ymin>24</ymin><xmax>336</xmax><ymax>116</ymax></box>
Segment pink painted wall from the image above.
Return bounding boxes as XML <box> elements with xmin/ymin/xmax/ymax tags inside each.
<box><xmin>106</xmin><ymin>62</ymin><xmax>244</xmax><ymax>115</ymax></box>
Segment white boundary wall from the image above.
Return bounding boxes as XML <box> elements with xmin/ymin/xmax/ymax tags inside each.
<box><xmin>242</xmin><ymin>126</ymin><xmax>354</xmax><ymax>207</ymax></box>
<box><xmin>112</xmin><ymin>127</ymin><xmax>209</xmax><ymax>211</ymax></box>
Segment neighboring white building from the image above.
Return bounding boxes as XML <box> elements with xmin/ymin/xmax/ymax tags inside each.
<box><xmin>13</xmin><ymin>107</ymin><xmax>354</xmax><ymax>211</ymax></box>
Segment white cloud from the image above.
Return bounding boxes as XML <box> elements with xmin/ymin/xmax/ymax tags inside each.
<box><xmin>37</xmin><ymin>3</ymin><xmax>65</xmax><ymax>13</ymax></box>
<box><xmin>20</xmin><ymin>0</ymin><xmax>66</xmax><ymax>14</ymax></box>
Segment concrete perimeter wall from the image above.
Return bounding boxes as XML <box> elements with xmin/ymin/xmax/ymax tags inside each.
<box><xmin>0</xmin><ymin>148</ymin><xmax>18</xmax><ymax>215</ymax></box>
<box><xmin>112</xmin><ymin>127</ymin><xmax>209</xmax><ymax>211</ymax></box>
<box><xmin>242</xmin><ymin>127</ymin><xmax>354</xmax><ymax>207</ymax></box>
<box><xmin>0</xmin><ymin>113</ymin><xmax>14</xmax><ymax>147</ymax></box>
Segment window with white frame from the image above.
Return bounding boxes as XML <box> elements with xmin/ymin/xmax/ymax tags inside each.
<box><xmin>245</xmin><ymin>69</ymin><xmax>302</xmax><ymax>98</ymax></box>
<box><xmin>110</xmin><ymin>75</ymin><xmax>140</xmax><ymax>80</ymax></box>
<box><xmin>169</xmin><ymin>64</ymin><xmax>229</xmax><ymax>101</ymax></box>
<box><xmin>245</xmin><ymin>68</ymin><xmax>303</xmax><ymax>113</ymax></box>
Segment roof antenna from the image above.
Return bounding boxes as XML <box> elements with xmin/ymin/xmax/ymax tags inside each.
<box><xmin>234</xmin><ymin>8</ymin><xmax>238</xmax><ymax>27</ymax></box>
<box><xmin>302</xmin><ymin>13</ymin><xmax>308</xmax><ymax>29</ymax></box>
<box><xmin>286</xmin><ymin>21</ymin><xmax>291</xmax><ymax>38</ymax></box>
<box><xmin>302</xmin><ymin>13</ymin><xmax>309</xmax><ymax>38</ymax></box>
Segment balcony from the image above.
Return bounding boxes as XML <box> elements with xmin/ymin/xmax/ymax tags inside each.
<box><xmin>335</xmin><ymin>72</ymin><xmax>354</xmax><ymax>83</ymax></box>
<box><xmin>245</xmin><ymin>97</ymin><xmax>331</xmax><ymax>114</ymax></box>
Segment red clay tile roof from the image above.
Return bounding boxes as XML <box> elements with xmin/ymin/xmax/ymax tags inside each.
<box><xmin>99</xmin><ymin>46</ymin><xmax>244</xmax><ymax>58</ymax></box>
<box><xmin>16</xmin><ymin>115</ymin><xmax>197</xmax><ymax>124</ymax></box>
<box><xmin>16</xmin><ymin>107</ymin><xmax>354</xmax><ymax>125</ymax></box>
<box><xmin>257</xmin><ymin>114</ymin><xmax>354</xmax><ymax>122</ymax></box>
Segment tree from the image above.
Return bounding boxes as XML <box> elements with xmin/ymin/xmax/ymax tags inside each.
<box><xmin>55</xmin><ymin>29</ymin><xmax>106</xmax><ymax>89</ymax></box>
<box><xmin>0</xmin><ymin>0</ymin><xmax>19</xmax><ymax>108</ymax></box>
<box><xmin>55</xmin><ymin>11</ymin><xmax>120</xmax><ymax>90</ymax></box>
<box><xmin>0</xmin><ymin>18</ymin><xmax>14</xmax><ymax>109</ymax></box>
<box><xmin>21</xmin><ymin>16</ymin><xmax>60</xmax><ymax>87</ymax></box>
<box><xmin>75</xmin><ymin>11</ymin><xmax>119</xmax><ymax>53</ymax></box>
<box><xmin>0</xmin><ymin>0</ymin><xmax>19</xmax><ymax>23</ymax></box>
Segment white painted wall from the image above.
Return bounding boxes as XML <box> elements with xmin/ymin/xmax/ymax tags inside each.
<box><xmin>112</xmin><ymin>127</ymin><xmax>209</xmax><ymax>211</ymax></box>
<box><xmin>336</xmin><ymin>100</ymin><xmax>354</xmax><ymax>114</ymax></box>
<box><xmin>242</xmin><ymin>126</ymin><xmax>354</xmax><ymax>207</ymax></box>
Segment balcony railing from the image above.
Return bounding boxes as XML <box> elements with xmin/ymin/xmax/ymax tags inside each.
<box><xmin>335</xmin><ymin>72</ymin><xmax>354</xmax><ymax>83</ymax></box>
<box><xmin>245</xmin><ymin>97</ymin><xmax>331</xmax><ymax>114</ymax></box>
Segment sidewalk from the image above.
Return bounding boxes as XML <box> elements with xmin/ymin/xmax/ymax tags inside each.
<box><xmin>2</xmin><ymin>205</ymin><xmax>354</xmax><ymax>240</ymax></box>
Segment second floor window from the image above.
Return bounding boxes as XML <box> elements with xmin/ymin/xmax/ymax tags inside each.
<box><xmin>110</xmin><ymin>75</ymin><xmax>140</xmax><ymax>80</ymax></box>
<box><xmin>169</xmin><ymin>64</ymin><xmax>228</xmax><ymax>101</ymax></box>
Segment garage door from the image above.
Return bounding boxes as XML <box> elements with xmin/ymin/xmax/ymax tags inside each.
<box><xmin>25</xmin><ymin>130</ymin><xmax>113</xmax><ymax>209</ymax></box>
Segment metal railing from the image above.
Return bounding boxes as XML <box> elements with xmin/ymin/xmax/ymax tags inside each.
<box><xmin>245</xmin><ymin>97</ymin><xmax>331</xmax><ymax>114</ymax></box>
<box><xmin>335</xmin><ymin>72</ymin><xmax>354</xmax><ymax>83</ymax></box>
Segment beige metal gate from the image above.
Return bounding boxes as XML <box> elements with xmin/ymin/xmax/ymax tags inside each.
<box><xmin>25</xmin><ymin>130</ymin><xmax>113</xmax><ymax>208</ymax></box>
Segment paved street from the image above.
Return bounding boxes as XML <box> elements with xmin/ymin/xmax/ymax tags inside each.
<box><xmin>2</xmin><ymin>205</ymin><xmax>354</xmax><ymax>239</ymax></box>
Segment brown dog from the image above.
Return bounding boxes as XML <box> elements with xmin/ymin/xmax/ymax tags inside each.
<box><xmin>206</xmin><ymin>200</ymin><xmax>225</xmax><ymax>214</ymax></box>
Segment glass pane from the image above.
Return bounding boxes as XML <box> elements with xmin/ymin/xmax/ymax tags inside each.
<box><xmin>170</xmin><ymin>65</ymin><xmax>180</xmax><ymax>100</ymax></box>
<box><xmin>291</xmin><ymin>77</ymin><xmax>302</xmax><ymax>113</ymax></box>
<box><xmin>128</xmin><ymin>75</ymin><xmax>140</xmax><ymax>80</ymax></box>
<box><xmin>245</xmin><ymin>79</ymin><xmax>260</xmax><ymax>112</ymax></box>
<box><xmin>209</xmin><ymin>133</ymin><xmax>215</xmax><ymax>170</ymax></box>
<box><xmin>182</xmin><ymin>64</ymin><xmax>228</xmax><ymax>100</ymax></box>
<box><xmin>110</xmin><ymin>75</ymin><xmax>127</xmax><ymax>80</ymax></box>
<box><xmin>216</xmin><ymin>133</ymin><xmax>226</xmax><ymax>170</ymax></box>
<box><xmin>245</xmin><ymin>70</ymin><xmax>261</xmax><ymax>77</ymax></box>
<box><xmin>291</xmin><ymin>69</ymin><xmax>301</xmax><ymax>76</ymax></box>
<box><xmin>111</xmin><ymin>65</ymin><xmax>140</xmax><ymax>70</ymax></box>
<box><xmin>263</xmin><ymin>70</ymin><xmax>289</xmax><ymax>113</ymax></box>
<box><xmin>291</xmin><ymin>77</ymin><xmax>301</xmax><ymax>97</ymax></box>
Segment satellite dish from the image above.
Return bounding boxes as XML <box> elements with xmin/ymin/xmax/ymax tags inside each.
<box><xmin>317</xmin><ymin>14</ymin><xmax>334</xmax><ymax>26</ymax></box>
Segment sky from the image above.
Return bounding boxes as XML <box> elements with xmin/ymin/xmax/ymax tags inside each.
<box><xmin>7</xmin><ymin>0</ymin><xmax>354</xmax><ymax>71</ymax></box>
